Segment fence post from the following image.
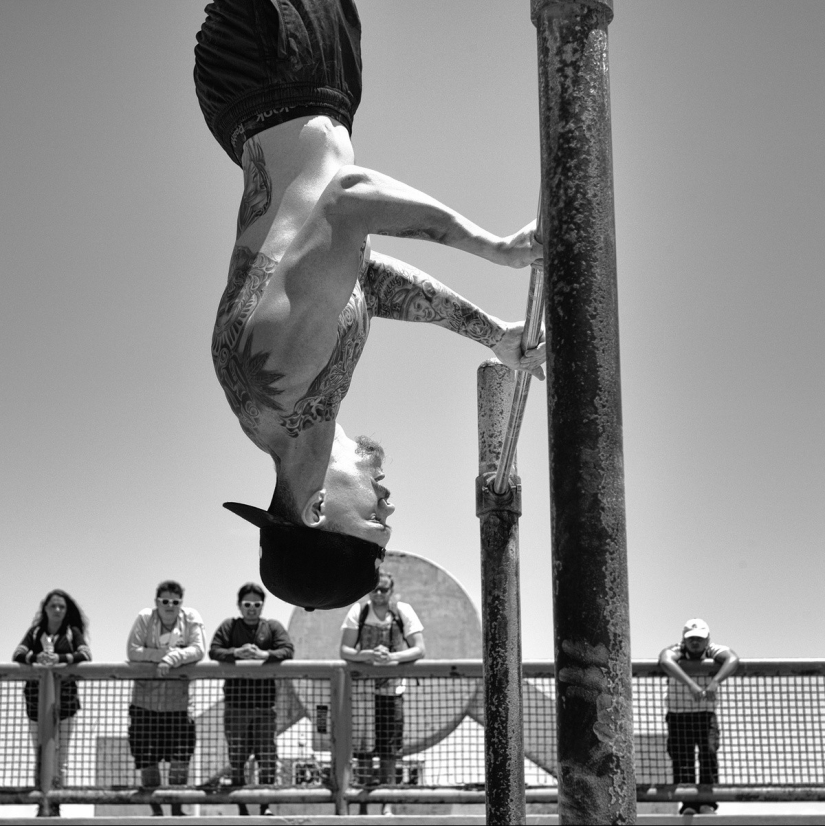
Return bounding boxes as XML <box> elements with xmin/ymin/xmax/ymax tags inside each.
<box><xmin>477</xmin><ymin>359</ymin><xmax>527</xmax><ymax>825</ymax></box>
<box><xmin>530</xmin><ymin>0</ymin><xmax>636</xmax><ymax>823</ymax></box>
<box><xmin>330</xmin><ymin>664</ymin><xmax>352</xmax><ymax>815</ymax></box>
<box><xmin>36</xmin><ymin>669</ymin><xmax>57</xmax><ymax>815</ymax></box>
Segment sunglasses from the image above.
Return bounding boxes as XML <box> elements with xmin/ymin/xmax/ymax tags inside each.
<box><xmin>156</xmin><ymin>598</ymin><xmax>181</xmax><ymax>607</ymax></box>
<box><xmin>241</xmin><ymin>601</ymin><xmax>263</xmax><ymax>609</ymax></box>
<box><xmin>372</xmin><ymin>586</ymin><xmax>391</xmax><ymax>594</ymax></box>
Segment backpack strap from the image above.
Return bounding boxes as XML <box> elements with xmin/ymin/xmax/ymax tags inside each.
<box><xmin>355</xmin><ymin>603</ymin><xmax>370</xmax><ymax>647</ymax></box>
<box><xmin>389</xmin><ymin>609</ymin><xmax>406</xmax><ymax>645</ymax></box>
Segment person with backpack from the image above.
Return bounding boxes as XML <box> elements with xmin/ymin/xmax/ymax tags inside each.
<box><xmin>209</xmin><ymin>583</ymin><xmax>294</xmax><ymax>816</ymax></box>
<box><xmin>340</xmin><ymin>570</ymin><xmax>424</xmax><ymax>812</ymax></box>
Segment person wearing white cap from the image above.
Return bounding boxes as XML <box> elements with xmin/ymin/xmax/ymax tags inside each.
<box><xmin>659</xmin><ymin>618</ymin><xmax>739</xmax><ymax>815</ymax></box>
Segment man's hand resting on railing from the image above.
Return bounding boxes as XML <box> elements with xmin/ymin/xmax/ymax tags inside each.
<box><xmin>233</xmin><ymin>643</ymin><xmax>270</xmax><ymax>661</ymax></box>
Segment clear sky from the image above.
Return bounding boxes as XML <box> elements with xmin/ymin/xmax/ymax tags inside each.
<box><xmin>1</xmin><ymin>0</ymin><xmax>823</xmax><ymax>668</ymax></box>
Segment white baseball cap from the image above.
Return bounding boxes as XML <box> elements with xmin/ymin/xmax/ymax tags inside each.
<box><xmin>683</xmin><ymin>618</ymin><xmax>710</xmax><ymax>639</ymax></box>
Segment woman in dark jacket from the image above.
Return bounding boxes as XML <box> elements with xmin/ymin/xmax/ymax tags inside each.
<box><xmin>13</xmin><ymin>589</ymin><xmax>92</xmax><ymax>800</ymax></box>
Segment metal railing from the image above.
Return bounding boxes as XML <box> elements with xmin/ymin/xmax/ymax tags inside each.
<box><xmin>1</xmin><ymin>659</ymin><xmax>824</xmax><ymax>813</ymax></box>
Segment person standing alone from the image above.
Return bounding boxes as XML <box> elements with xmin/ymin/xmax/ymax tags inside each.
<box><xmin>659</xmin><ymin>618</ymin><xmax>739</xmax><ymax>815</ymax></box>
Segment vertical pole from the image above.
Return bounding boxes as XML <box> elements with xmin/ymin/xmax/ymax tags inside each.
<box><xmin>36</xmin><ymin>670</ymin><xmax>57</xmax><ymax>816</ymax></box>
<box><xmin>477</xmin><ymin>360</ymin><xmax>526</xmax><ymax>825</ymax></box>
<box><xmin>330</xmin><ymin>664</ymin><xmax>352</xmax><ymax>816</ymax></box>
<box><xmin>530</xmin><ymin>1</ymin><xmax>636</xmax><ymax>824</ymax></box>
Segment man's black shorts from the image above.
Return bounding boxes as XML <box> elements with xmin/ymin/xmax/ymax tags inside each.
<box><xmin>128</xmin><ymin>705</ymin><xmax>196</xmax><ymax>769</ymax></box>
<box><xmin>194</xmin><ymin>0</ymin><xmax>363</xmax><ymax>166</ymax></box>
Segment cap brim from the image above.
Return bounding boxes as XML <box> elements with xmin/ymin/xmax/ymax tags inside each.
<box><xmin>223</xmin><ymin>501</ymin><xmax>280</xmax><ymax>529</ymax></box>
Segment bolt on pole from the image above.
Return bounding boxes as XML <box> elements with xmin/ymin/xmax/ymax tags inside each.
<box><xmin>530</xmin><ymin>0</ymin><xmax>636</xmax><ymax>823</ymax></box>
<box><xmin>477</xmin><ymin>359</ymin><xmax>526</xmax><ymax>825</ymax></box>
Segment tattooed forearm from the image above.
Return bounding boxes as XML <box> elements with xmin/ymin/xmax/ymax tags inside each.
<box><xmin>236</xmin><ymin>138</ymin><xmax>272</xmax><ymax>238</ymax></box>
<box><xmin>363</xmin><ymin>255</ymin><xmax>504</xmax><ymax>347</ymax></box>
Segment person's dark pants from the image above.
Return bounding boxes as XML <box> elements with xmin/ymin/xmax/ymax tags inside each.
<box><xmin>224</xmin><ymin>706</ymin><xmax>279</xmax><ymax>785</ymax></box>
<box><xmin>666</xmin><ymin>711</ymin><xmax>720</xmax><ymax>810</ymax></box>
<box><xmin>355</xmin><ymin>694</ymin><xmax>403</xmax><ymax>787</ymax></box>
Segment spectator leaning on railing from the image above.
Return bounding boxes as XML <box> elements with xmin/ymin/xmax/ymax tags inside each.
<box><xmin>209</xmin><ymin>582</ymin><xmax>294</xmax><ymax>817</ymax></box>
<box><xmin>340</xmin><ymin>568</ymin><xmax>425</xmax><ymax>815</ymax></box>
<box><xmin>13</xmin><ymin>589</ymin><xmax>92</xmax><ymax>816</ymax></box>
<box><xmin>659</xmin><ymin>618</ymin><xmax>739</xmax><ymax>816</ymax></box>
<box><xmin>126</xmin><ymin>580</ymin><xmax>205</xmax><ymax>818</ymax></box>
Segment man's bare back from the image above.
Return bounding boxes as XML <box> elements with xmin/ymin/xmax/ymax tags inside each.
<box><xmin>213</xmin><ymin>114</ymin><xmax>544</xmax><ymax>509</ymax></box>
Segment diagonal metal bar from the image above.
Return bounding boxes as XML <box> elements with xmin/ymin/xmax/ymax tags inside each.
<box><xmin>493</xmin><ymin>196</ymin><xmax>545</xmax><ymax>495</ymax></box>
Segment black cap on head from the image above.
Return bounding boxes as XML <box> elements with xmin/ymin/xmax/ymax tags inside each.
<box><xmin>223</xmin><ymin>502</ymin><xmax>385</xmax><ymax>611</ymax></box>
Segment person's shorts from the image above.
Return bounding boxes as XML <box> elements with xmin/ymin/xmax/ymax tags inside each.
<box><xmin>128</xmin><ymin>705</ymin><xmax>196</xmax><ymax>769</ymax></box>
<box><xmin>194</xmin><ymin>0</ymin><xmax>363</xmax><ymax>166</ymax></box>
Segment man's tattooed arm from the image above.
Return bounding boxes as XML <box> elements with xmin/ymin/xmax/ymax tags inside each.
<box><xmin>361</xmin><ymin>252</ymin><xmax>504</xmax><ymax>347</ymax></box>
<box><xmin>361</xmin><ymin>251</ymin><xmax>547</xmax><ymax>378</ymax></box>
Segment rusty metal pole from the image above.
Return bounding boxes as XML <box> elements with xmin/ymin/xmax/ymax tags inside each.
<box><xmin>477</xmin><ymin>360</ymin><xmax>526</xmax><ymax>825</ymax></box>
<box><xmin>36</xmin><ymin>669</ymin><xmax>57</xmax><ymax>816</ymax></box>
<box><xmin>330</xmin><ymin>665</ymin><xmax>352</xmax><ymax>815</ymax></box>
<box><xmin>530</xmin><ymin>1</ymin><xmax>636</xmax><ymax>824</ymax></box>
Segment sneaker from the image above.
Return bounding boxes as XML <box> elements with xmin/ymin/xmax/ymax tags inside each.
<box><xmin>260</xmin><ymin>804</ymin><xmax>273</xmax><ymax>816</ymax></box>
<box><xmin>381</xmin><ymin>804</ymin><xmax>394</xmax><ymax>815</ymax></box>
<box><xmin>679</xmin><ymin>805</ymin><xmax>697</xmax><ymax>815</ymax></box>
<box><xmin>699</xmin><ymin>804</ymin><xmax>718</xmax><ymax>814</ymax></box>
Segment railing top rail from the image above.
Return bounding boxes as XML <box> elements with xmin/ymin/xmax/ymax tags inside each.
<box><xmin>1</xmin><ymin>658</ymin><xmax>823</xmax><ymax>681</ymax></box>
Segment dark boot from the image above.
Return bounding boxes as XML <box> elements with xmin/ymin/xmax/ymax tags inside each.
<box><xmin>150</xmin><ymin>802</ymin><xmax>164</xmax><ymax>816</ymax></box>
<box><xmin>171</xmin><ymin>802</ymin><xmax>186</xmax><ymax>816</ymax></box>
<box><xmin>238</xmin><ymin>803</ymin><xmax>250</xmax><ymax>816</ymax></box>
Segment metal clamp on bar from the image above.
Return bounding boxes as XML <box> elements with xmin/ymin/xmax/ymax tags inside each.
<box><xmin>476</xmin><ymin>472</ymin><xmax>522</xmax><ymax>517</ymax></box>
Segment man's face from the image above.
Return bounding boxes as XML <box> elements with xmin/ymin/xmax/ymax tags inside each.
<box><xmin>683</xmin><ymin>634</ymin><xmax>709</xmax><ymax>658</ymax></box>
<box><xmin>322</xmin><ymin>433</ymin><xmax>395</xmax><ymax>547</ymax></box>
<box><xmin>156</xmin><ymin>590</ymin><xmax>183</xmax><ymax>625</ymax></box>
<box><xmin>370</xmin><ymin>575</ymin><xmax>393</xmax><ymax>607</ymax></box>
<box><xmin>239</xmin><ymin>592</ymin><xmax>264</xmax><ymax>624</ymax></box>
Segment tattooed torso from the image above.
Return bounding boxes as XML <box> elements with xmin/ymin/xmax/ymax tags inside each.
<box><xmin>212</xmin><ymin>246</ymin><xmax>370</xmax><ymax>449</ymax></box>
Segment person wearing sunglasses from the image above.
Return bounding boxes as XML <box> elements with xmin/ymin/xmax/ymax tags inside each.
<box><xmin>126</xmin><ymin>580</ymin><xmax>205</xmax><ymax>816</ymax></box>
<box><xmin>209</xmin><ymin>582</ymin><xmax>295</xmax><ymax>815</ymax></box>
<box><xmin>340</xmin><ymin>570</ymin><xmax>424</xmax><ymax>813</ymax></box>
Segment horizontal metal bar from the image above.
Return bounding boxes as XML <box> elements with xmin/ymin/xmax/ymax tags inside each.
<box><xmin>2</xmin><ymin>658</ymin><xmax>825</xmax><ymax>681</ymax></box>
<box><xmin>7</xmin><ymin>785</ymin><xmax>825</xmax><ymax>807</ymax></box>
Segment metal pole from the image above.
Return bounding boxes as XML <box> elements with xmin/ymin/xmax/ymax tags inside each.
<box><xmin>36</xmin><ymin>669</ymin><xmax>57</xmax><ymax>816</ymax></box>
<box><xmin>330</xmin><ymin>664</ymin><xmax>352</xmax><ymax>816</ymax></box>
<box><xmin>477</xmin><ymin>360</ymin><xmax>526</xmax><ymax>825</ymax></box>
<box><xmin>530</xmin><ymin>1</ymin><xmax>636</xmax><ymax>824</ymax></box>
